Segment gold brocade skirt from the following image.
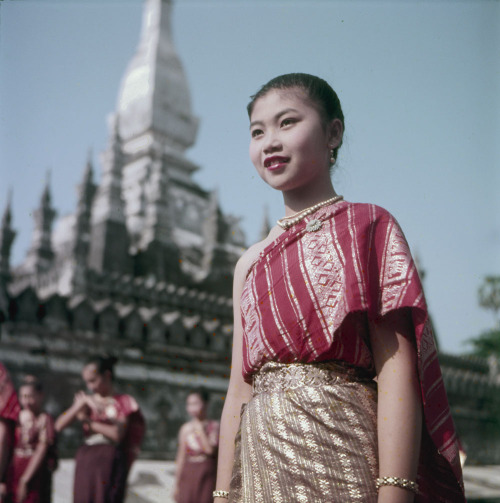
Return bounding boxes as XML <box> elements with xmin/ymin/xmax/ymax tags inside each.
<box><xmin>229</xmin><ymin>361</ymin><xmax>379</xmax><ymax>503</ymax></box>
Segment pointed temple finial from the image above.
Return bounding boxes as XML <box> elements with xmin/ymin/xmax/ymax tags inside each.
<box><xmin>88</xmin><ymin>118</ymin><xmax>130</xmax><ymax>274</ymax></box>
<box><xmin>116</xmin><ymin>0</ymin><xmax>198</xmax><ymax>152</ymax></box>
<box><xmin>259</xmin><ymin>204</ymin><xmax>271</xmax><ymax>241</ymax></box>
<box><xmin>24</xmin><ymin>176</ymin><xmax>56</xmax><ymax>274</ymax></box>
<box><xmin>2</xmin><ymin>188</ymin><xmax>13</xmax><ymax>227</ymax></box>
<box><xmin>0</xmin><ymin>189</ymin><xmax>16</xmax><ymax>279</ymax></box>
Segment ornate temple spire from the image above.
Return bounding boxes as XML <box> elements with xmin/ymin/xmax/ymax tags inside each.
<box><xmin>116</xmin><ymin>0</ymin><xmax>198</xmax><ymax>154</ymax></box>
<box><xmin>141</xmin><ymin>155</ymin><xmax>172</xmax><ymax>246</ymax></box>
<box><xmin>91</xmin><ymin>118</ymin><xmax>126</xmax><ymax>225</ymax></box>
<box><xmin>73</xmin><ymin>150</ymin><xmax>96</xmax><ymax>264</ymax></box>
<box><xmin>259</xmin><ymin>205</ymin><xmax>271</xmax><ymax>241</ymax></box>
<box><xmin>0</xmin><ymin>189</ymin><xmax>16</xmax><ymax>280</ymax></box>
<box><xmin>201</xmin><ymin>189</ymin><xmax>219</xmax><ymax>275</ymax></box>
<box><xmin>88</xmin><ymin>117</ymin><xmax>130</xmax><ymax>274</ymax></box>
<box><xmin>25</xmin><ymin>172</ymin><xmax>56</xmax><ymax>273</ymax></box>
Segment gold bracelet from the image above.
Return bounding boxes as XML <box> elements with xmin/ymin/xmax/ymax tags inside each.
<box><xmin>376</xmin><ymin>476</ymin><xmax>419</xmax><ymax>494</ymax></box>
<box><xmin>213</xmin><ymin>490</ymin><xmax>229</xmax><ymax>499</ymax></box>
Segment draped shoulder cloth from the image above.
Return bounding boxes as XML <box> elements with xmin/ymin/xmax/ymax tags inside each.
<box><xmin>0</xmin><ymin>363</ymin><xmax>19</xmax><ymax>421</ymax></box>
<box><xmin>240</xmin><ymin>201</ymin><xmax>465</xmax><ymax>501</ymax></box>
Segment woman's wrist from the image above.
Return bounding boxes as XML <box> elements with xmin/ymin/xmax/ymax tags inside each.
<box><xmin>213</xmin><ymin>489</ymin><xmax>229</xmax><ymax>500</ymax></box>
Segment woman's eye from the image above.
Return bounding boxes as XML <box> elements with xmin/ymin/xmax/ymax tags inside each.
<box><xmin>251</xmin><ymin>129</ymin><xmax>263</xmax><ymax>138</ymax></box>
<box><xmin>280</xmin><ymin>118</ymin><xmax>295</xmax><ymax>127</ymax></box>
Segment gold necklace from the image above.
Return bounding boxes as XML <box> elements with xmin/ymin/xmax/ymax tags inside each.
<box><xmin>276</xmin><ymin>195</ymin><xmax>343</xmax><ymax>230</ymax></box>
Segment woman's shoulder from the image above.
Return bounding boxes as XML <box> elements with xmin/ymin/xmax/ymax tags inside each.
<box><xmin>113</xmin><ymin>394</ymin><xmax>140</xmax><ymax>414</ymax></box>
<box><xmin>235</xmin><ymin>226</ymin><xmax>284</xmax><ymax>280</ymax></box>
<box><xmin>341</xmin><ymin>201</ymin><xmax>401</xmax><ymax>228</ymax></box>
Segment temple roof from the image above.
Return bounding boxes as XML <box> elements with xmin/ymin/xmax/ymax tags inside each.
<box><xmin>116</xmin><ymin>0</ymin><xmax>198</xmax><ymax>153</ymax></box>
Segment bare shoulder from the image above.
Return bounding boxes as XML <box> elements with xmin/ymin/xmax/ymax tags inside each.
<box><xmin>179</xmin><ymin>421</ymin><xmax>191</xmax><ymax>437</ymax></box>
<box><xmin>235</xmin><ymin>225</ymin><xmax>284</xmax><ymax>281</ymax></box>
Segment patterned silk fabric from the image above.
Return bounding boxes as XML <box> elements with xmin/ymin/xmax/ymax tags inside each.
<box><xmin>85</xmin><ymin>394</ymin><xmax>145</xmax><ymax>470</ymax></box>
<box><xmin>0</xmin><ymin>363</ymin><xmax>19</xmax><ymax>421</ymax></box>
<box><xmin>14</xmin><ymin>409</ymin><xmax>55</xmax><ymax>458</ymax></box>
<box><xmin>239</xmin><ymin>201</ymin><xmax>465</xmax><ymax>501</ymax></box>
<box><xmin>230</xmin><ymin>362</ymin><xmax>378</xmax><ymax>503</ymax></box>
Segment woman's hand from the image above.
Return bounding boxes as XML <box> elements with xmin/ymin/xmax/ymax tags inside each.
<box><xmin>55</xmin><ymin>391</ymin><xmax>92</xmax><ymax>432</ymax></box>
<box><xmin>172</xmin><ymin>485</ymin><xmax>179</xmax><ymax>503</ymax></box>
<box><xmin>0</xmin><ymin>482</ymin><xmax>7</xmax><ymax>502</ymax></box>
<box><xmin>16</xmin><ymin>477</ymin><xmax>28</xmax><ymax>503</ymax></box>
<box><xmin>370</xmin><ymin>310</ymin><xmax>421</xmax><ymax>503</ymax></box>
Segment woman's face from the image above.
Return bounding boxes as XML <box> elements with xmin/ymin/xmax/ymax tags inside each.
<box><xmin>186</xmin><ymin>393</ymin><xmax>206</xmax><ymax>420</ymax></box>
<box><xmin>249</xmin><ymin>88</ymin><xmax>341</xmax><ymax>195</ymax></box>
<box><xmin>19</xmin><ymin>385</ymin><xmax>42</xmax><ymax>414</ymax></box>
<box><xmin>82</xmin><ymin>363</ymin><xmax>110</xmax><ymax>396</ymax></box>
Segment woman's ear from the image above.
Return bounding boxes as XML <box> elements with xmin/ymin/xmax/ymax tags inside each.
<box><xmin>327</xmin><ymin>118</ymin><xmax>343</xmax><ymax>149</ymax></box>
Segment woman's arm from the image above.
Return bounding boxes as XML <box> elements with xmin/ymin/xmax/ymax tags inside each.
<box><xmin>86</xmin><ymin>418</ymin><xmax>126</xmax><ymax>444</ymax></box>
<box><xmin>190</xmin><ymin>419</ymin><xmax>216</xmax><ymax>456</ymax></box>
<box><xmin>173</xmin><ymin>425</ymin><xmax>187</xmax><ymax>502</ymax></box>
<box><xmin>214</xmin><ymin>256</ymin><xmax>254</xmax><ymax>502</ymax></box>
<box><xmin>0</xmin><ymin>420</ymin><xmax>11</xmax><ymax>501</ymax></box>
<box><xmin>370</xmin><ymin>309</ymin><xmax>422</xmax><ymax>503</ymax></box>
<box><xmin>16</xmin><ymin>441</ymin><xmax>49</xmax><ymax>503</ymax></box>
<box><xmin>54</xmin><ymin>391</ymin><xmax>89</xmax><ymax>432</ymax></box>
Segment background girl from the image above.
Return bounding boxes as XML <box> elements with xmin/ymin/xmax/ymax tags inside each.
<box><xmin>0</xmin><ymin>364</ymin><xmax>20</xmax><ymax>503</ymax></box>
<box><xmin>6</xmin><ymin>376</ymin><xmax>55</xmax><ymax>503</ymax></box>
<box><xmin>174</xmin><ymin>389</ymin><xmax>219</xmax><ymax>503</ymax></box>
<box><xmin>55</xmin><ymin>355</ymin><xmax>145</xmax><ymax>503</ymax></box>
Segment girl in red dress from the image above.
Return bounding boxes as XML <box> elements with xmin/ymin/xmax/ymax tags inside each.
<box><xmin>6</xmin><ymin>377</ymin><xmax>55</xmax><ymax>503</ymax></box>
<box><xmin>214</xmin><ymin>73</ymin><xmax>465</xmax><ymax>503</ymax></box>
<box><xmin>55</xmin><ymin>355</ymin><xmax>145</xmax><ymax>503</ymax></box>
<box><xmin>174</xmin><ymin>389</ymin><xmax>219</xmax><ymax>503</ymax></box>
<box><xmin>0</xmin><ymin>363</ymin><xmax>20</xmax><ymax>503</ymax></box>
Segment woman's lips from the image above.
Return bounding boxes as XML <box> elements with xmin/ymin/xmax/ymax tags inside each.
<box><xmin>264</xmin><ymin>156</ymin><xmax>289</xmax><ymax>170</ymax></box>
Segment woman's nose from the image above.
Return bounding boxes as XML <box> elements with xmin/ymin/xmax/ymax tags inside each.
<box><xmin>263</xmin><ymin>132</ymin><xmax>282</xmax><ymax>154</ymax></box>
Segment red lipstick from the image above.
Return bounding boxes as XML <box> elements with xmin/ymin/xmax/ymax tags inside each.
<box><xmin>264</xmin><ymin>156</ymin><xmax>289</xmax><ymax>171</ymax></box>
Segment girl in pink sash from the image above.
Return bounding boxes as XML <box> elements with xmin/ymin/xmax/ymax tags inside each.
<box><xmin>6</xmin><ymin>377</ymin><xmax>56</xmax><ymax>503</ymax></box>
<box><xmin>55</xmin><ymin>356</ymin><xmax>145</xmax><ymax>503</ymax></box>
<box><xmin>214</xmin><ymin>74</ymin><xmax>465</xmax><ymax>502</ymax></box>
<box><xmin>174</xmin><ymin>389</ymin><xmax>219</xmax><ymax>503</ymax></box>
<box><xmin>0</xmin><ymin>363</ymin><xmax>20</xmax><ymax>503</ymax></box>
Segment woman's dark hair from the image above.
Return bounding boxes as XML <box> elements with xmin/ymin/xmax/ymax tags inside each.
<box><xmin>188</xmin><ymin>387</ymin><xmax>210</xmax><ymax>404</ymax></box>
<box><xmin>22</xmin><ymin>375</ymin><xmax>43</xmax><ymax>393</ymax></box>
<box><xmin>247</xmin><ymin>73</ymin><xmax>345</xmax><ymax>159</ymax></box>
<box><xmin>85</xmin><ymin>355</ymin><xmax>118</xmax><ymax>379</ymax></box>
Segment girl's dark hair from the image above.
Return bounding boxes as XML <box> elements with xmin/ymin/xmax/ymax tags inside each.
<box><xmin>188</xmin><ymin>387</ymin><xmax>209</xmax><ymax>403</ymax></box>
<box><xmin>247</xmin><ymin>73</ymin><xmax>345</xmax><ymax>159</ymax></box>
<box><xmin>22</xmin><ymin>375</ymin><xmax>43</xmax><ymax>393</ymax></box>
<box><xmin>86</xmin><ymin>355</ymin><xmax>118</xmax><ymax>379</ymax></box>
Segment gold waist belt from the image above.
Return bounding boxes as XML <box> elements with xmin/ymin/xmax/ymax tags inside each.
<box><xmin>253</xmin><ymin>361</ymin><xmax>373</xmax><ymax>395</ymax></box>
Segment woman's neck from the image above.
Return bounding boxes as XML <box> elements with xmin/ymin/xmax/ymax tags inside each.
<box><xmin>282</xmin><ymin>185</ymin><xmax>338</xmax><ymax>217</ymax></box>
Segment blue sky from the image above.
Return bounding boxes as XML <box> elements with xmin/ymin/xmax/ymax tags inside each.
<box><xmin>1</xmin><ymin>0</ymin><xmax>499</xmax><ymax>354</ymax></box>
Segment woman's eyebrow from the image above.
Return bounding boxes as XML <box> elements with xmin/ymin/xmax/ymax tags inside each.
<box><xmin>249</xmin><ymin>108</ymin><xmax>300</xmax><ymax>129</ymax></box>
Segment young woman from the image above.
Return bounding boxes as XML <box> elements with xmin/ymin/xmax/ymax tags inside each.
<box><xmin>0</xmin><ymin>364</ymin><xmax>20</xmax><ymax>503</ymax></box>
<box><xmin>55</xmin><ymin>355</ymin><xmax>145</xmax><ymax>503</ymax></box>
<box><xmin>214</xmin><ymin>74</ymin><xmax>465</xmax><ymax>502</ymax></box>
<box><xmin>6</xmin><ymin>377</ymin><xmax>56</xmax><ymax>503</ymax></box>
<box><xmin>174</xmin><ymin>389</ymin><xmax>219</xmax><ymax>503</ymax></box>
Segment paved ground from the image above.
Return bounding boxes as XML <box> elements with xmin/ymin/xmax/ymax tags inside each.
<box><xmin>53</xmin><ymin>459</ymin><xmax>500</xmax><ymax>502</ymax></box>
<box><xmin>53</xmin><ymin>460</ymin><xmax>177</xmax><ymax>503</ymax></box>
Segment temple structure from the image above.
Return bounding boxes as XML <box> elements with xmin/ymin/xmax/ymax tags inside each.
<box><xmin>0</xmin><ymin>0</ymin><xmax>498</xmax><ymax>462</ymax></box>
<box><xmin>0</xmin><ymin>0</ymin><xmax>244</xmax><ymax>457</ymax></box>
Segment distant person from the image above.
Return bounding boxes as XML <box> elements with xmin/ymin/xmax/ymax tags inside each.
<box><xmin>213</xmin><ymin>73</ymin><xmax>465</xmax><ymax>502</ymax></box>
<box><xmin>55</xmin><ymin>355</ymin><xmax>145</xmax><ymax>503</ymax></box>
<box><xmin>0</xmin><ymin>363</ymin><xmax>20</xmax><ymax>503</ymax></box>
<box><xmin>6</xmin><ymin>376</ymin><xmax>56</xmax><ymax>503</ymax></box>
<box><xmin>174</xmin><ymin>389</ymin><xmax>219</xmax><ymax>503</ymax></box>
